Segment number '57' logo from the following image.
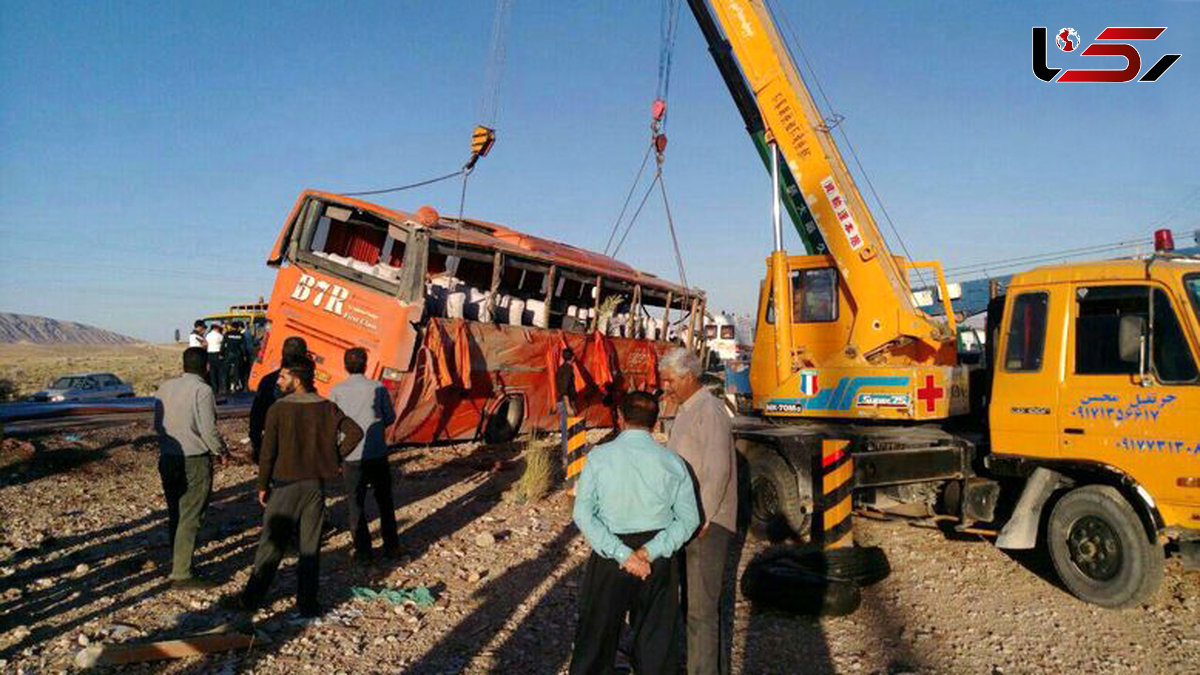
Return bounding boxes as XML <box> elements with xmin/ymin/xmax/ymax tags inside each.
<box><xmin>1033</xmin><ymin>27</ymin><xmax>1181</xmax><ymax>83</ymax></box>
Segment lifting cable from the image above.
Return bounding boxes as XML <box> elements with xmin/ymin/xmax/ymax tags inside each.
<box><xmin>766</xmin><ymin>0</ymin><xmax>932</xmax><ymax>292</ymax></box>
<box><xmin>340</xmin><ymin>169</ymin><xmax>465</xmax><ymax>197</ymax></box>
<box><xmin>605</xmin><ymin>0</ymin><xmax>689</xmax><ymax>288</ymax></box>
<box><xmin>455</xmin><ymin>0</ymin><xmax>512</xmax><ymax>246</ymax></box>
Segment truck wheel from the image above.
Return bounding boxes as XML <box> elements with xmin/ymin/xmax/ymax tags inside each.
<box><xmin>1046</xmin><ymin>485</ymin><xmax>1164</xmax><ymax>608</ymax></box>
<box><xmin>746</xmin><ymin>451</ymin><xmax>809</xmax><ymax>542</ymax></box>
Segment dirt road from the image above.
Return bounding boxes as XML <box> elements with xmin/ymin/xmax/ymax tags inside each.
<box><xmin>1</xmin><ymin>421</ymin><xmax>1197</xmax><ymax>673</ymax></box>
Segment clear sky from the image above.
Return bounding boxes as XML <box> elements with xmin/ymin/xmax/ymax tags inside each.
<box><xmin>2</xmin><ymin>1</ymin><xmax>1198</xmax><ymax>341</ymax></box>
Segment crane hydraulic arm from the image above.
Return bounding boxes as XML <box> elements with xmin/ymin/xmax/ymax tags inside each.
<box><xmin>690</xmin><ymin>0</ymin><xmax>963</xmax><ymax>420</ymax></box>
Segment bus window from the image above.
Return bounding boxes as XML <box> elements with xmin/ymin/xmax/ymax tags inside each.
<box><xmin>303</xmin><ymin>203</ymin><xmax>406</xmax><ymax>289</ymax></box>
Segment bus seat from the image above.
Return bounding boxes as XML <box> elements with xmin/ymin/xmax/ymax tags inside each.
<box><xmin>525</xmin><ymin>299</ymin><xmax>547</xmax><ymax>328</ymax></box>
<box><xmin>508</xmin><ymin>298</ymin><xmax>526</xmax><ymax>326</ymax></box>
<box><xmin>466</xmin><ymin>287</ymin><xmax>492</xmax><ymax>322</ymax></box>
<box><xmin>446</xmin><ymin>290</ymin><xmax>467</xmax><ymax>319</ymax></box>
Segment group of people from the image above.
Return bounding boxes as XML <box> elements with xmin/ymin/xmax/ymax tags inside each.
<box><xmin>571</xmin><ymin>348</ymin><xmax>736</xmax><ymax>675</ymax></box>
<box><xmin>155</xmin><ymin>334</ymin><xmax>736</xmax><ymax>671</ymax></box>
<box><xmin>154</xmin><ymin>336</ymin><xmax>399</xmax><ymax>617</ymax></box>
<box><xmin>187</xmin><ymin>320</ymin><xmax>255</xmax><ymax>395</ymax></box>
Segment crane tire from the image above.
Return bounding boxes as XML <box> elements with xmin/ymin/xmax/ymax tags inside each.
<box><xmin>745</xmin><ymin>450</ymin><xmax>809</xmax><ymax>542</ymax></box>
<box><xmin>1047</xmin><ymin>484</ymin><xmax>1164</xmax><ymax>609</ymax></box>
<box><xmin>741</xmin><ymin>548</ymin><xmax>861</xmax><ymax>616</ymax></box>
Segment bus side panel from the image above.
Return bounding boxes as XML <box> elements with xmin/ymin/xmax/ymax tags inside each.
<box><xmin>386</xmin><ymin>319</ymin><xmax>669</xmax><ymax>445</ymax></box>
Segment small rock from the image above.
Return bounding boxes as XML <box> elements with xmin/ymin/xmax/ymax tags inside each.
<box><xmin>77</xmin><ymin>634</ymin><xmax>90</xmax><ymax>646</ymax></box>
<box><xmin>74</xmin><ymin>563</ymin><xmax>90</xmax><ymax>575</ymax></box>
<box><xmin>474</xmin><ymin>532</ymin><xmax>496</xmax><ymax>548</ymax></box>
<box><xmin>75</xmin><ymin>645</ymin><xmax>103</xmax><ymax>669</ymax></box>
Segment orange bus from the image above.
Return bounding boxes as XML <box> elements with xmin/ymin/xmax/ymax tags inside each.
<box><xmin>251</xmin><ymin>190</ymin><xmax>707</xmax><ymax>444</ymax></box>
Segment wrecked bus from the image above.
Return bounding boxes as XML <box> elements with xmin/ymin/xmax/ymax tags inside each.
<box><xmin>251</xmin><ymin>190</ymin><xmax>707</xmax><ymax>444</ymax></box>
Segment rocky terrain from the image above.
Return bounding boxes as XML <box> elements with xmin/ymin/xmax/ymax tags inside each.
<box><xmin>0</xmin><ymin>314</ymin><xmax>138</xmax><ymax>346</ymax></box>
<box><xmin>0</xmin><ymin>421</ymin><xmax>1197</xmax><ymax>674</ymax></box>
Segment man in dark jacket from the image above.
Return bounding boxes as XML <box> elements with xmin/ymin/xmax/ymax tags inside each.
<box><xmin>249</xmin><ymin>336</ymin><xmax>308</xmax><ymax>463</ymax></box>
<box><xmin>222</xmin><ymin>323</ymin><xmax>246</xmax><ymax>393</ymax></box>
<box><xmin>234</xmin><ymin>356</ymin><xmax>362</xmax><ymax>617</ymax></box>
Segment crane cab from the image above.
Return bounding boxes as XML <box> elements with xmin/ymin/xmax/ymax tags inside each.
<box><xmin>749</xmin><ymin>253</ymin><xmax>969</xmax><ymax>422</ymax></box>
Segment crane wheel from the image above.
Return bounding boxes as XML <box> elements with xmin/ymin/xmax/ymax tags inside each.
<box><xmin>741</xmin><ymin>546</ymin><xmax>861</xmax><ymax>616</ymax></box>
<box><xmin>1046</xmin><ymin>485</ymin><xmax>1164</xmax><ymax>609</ymax></box>
<box><xmin>744</xmin><ymin>449</ymin><xmax>809</xmax><ymax>542</ymax></box>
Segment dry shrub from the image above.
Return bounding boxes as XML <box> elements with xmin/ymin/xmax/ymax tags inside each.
<box><xmin>509</xmin><ymin>436</ymin><xmax>561</xmax><ymax>503</ymax></box>
<box><xmin>0</xmin><ymin>377</ymin><xmax>17</xmax><ymax>403</ymax></box>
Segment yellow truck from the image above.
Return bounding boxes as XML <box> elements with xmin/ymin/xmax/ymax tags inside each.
<box><xmin>684</xmin><ymin>0</ymin><xmax>1199</xmax><ymax>607</ymax></box>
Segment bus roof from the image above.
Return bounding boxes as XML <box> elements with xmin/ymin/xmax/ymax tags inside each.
<box><xmin>289</xmin><ymin>189</ymin><xmax>703</xmax><ymax>299</ymax></box>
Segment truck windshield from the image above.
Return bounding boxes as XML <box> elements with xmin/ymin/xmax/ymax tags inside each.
<box><xmin>1187</xmin><ymin>274</ymin><xmax>1200</xmax><ymax>322</ymax></box>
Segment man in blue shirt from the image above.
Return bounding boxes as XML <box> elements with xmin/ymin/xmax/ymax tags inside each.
<box><xmin>570</xmin><ymin>391</ymin><xmax>700</xmax><ymax>675</ymax></box>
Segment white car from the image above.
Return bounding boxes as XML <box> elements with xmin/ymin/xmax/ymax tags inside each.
<box><xmin>30</xmin><ymin>373</ymin><xmax>136</xmax><ymax>402</ymax></box>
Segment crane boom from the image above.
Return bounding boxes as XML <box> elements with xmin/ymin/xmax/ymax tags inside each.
<box><xmin>690</xmin><ymin>0</ymin><xmax>964</xmax><ymax>421</ymax></box>
<box><xmin>685</xmin><ymin>0</ymin><xmax>826</xmax><ymax>256</ymax></box>
<box><xmin>697</xmin><ymin>0</ymin><xmax>947</xmax><ymax>358</ymax></box>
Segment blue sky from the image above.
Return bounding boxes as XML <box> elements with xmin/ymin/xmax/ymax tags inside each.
<box><xmin>2</xmin><ymin>1</ymin><xmax>1197</xmax><ymax>341</ymax></box>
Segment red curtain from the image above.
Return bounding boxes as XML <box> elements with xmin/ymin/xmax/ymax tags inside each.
<box><xmin>324</xmin><ymin>222</ymin><xmax>385</xmax><ymax>263</ymax></box>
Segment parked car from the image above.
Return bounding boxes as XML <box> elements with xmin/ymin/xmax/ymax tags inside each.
<box><xmin>29</xmin><ymin>373</ymin><xmax>136</xmax><ymax>402</ymax></box>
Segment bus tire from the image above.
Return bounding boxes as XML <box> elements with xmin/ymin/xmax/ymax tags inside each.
<box><xmin>1046</xmin><ymin>484</ymin><xmax>1164</xmax><ymax>609</ymax></box>
<box><xmin>745</xmin><ymin>450</ymin><xmax>809</xmax><ymax>542</ymax></box>
<box><xmin>482</xmin><ymin>396</ymin><xmax>524</xmax><ymax>444</ymax></box>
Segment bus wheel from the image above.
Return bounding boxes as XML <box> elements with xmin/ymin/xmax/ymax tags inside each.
<box><xmin>1046</xmin><ymin>485</ymin><xmax>1164</xmax><ymax>608</ymax></box>
<box><xmin>483</xmin><ymin>396</ymin><xmax>524</xmax><ymax>444</ymax></box>
<box><xmin>746</xmin><ymin>451</ymin><xmax>809</xmax><ymax>542</ymax></box>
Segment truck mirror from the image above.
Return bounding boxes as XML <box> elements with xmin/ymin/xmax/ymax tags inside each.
<box><xmin>1118</xmin><ymin>315</ymin><xmax>1146</xmax><ymax>364</ymax></box>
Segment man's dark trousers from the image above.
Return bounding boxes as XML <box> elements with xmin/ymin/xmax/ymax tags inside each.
<box><xmin>343</xmin><ymin>458</ymin><xmax>399</xmax><ymax>556</ymax></box>
<box><xmin>684</xmin><ymin>524</ymin><xmax>735</xmax><ymax>675</ymax></box>
<box><xmin>569</xmin><ymin>531</ymin><xmax>681</xmax><ymax>675</ymax></box>
<box><xmin>207</xmin><ymin>353</ymin><xmax>225</xmax><ymax>394</ymax></box>
<box><xmin>158</xmin><ymin>454</ymin><xmax>213</xmax><ymax>581</ymax></box>
<box><xmin>241</xmin><ymin>480</ymin><xmax>324</xmax><ymax>614</ymax></box>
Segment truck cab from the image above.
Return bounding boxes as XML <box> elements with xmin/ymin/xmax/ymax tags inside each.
<box><xmin>990</xmin><ymin>256</ymin><xmax>1200</xmax><ymax>606</ymax></box>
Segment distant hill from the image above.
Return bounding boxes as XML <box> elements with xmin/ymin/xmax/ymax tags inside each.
<box><xmin>0</xmin><ymin>313</ymin><xmax>139</xmax><ymax>345</ymax></box>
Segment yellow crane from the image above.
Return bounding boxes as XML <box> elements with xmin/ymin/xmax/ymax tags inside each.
<box><xmin>689</xmin><ymin>0</ymin><xmax>1199</xmax><ymax>608</ymax></box>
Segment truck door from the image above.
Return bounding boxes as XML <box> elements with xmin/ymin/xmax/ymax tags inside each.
<box><xmin>1059</xmin><ymin>284</ymin><xmax>1199</xmax><ymax>510</ymax></box>
<box><xmin>990</xmin><ymin>289</ymin><xmax>1060</xmax><ymax>458</ymax></box>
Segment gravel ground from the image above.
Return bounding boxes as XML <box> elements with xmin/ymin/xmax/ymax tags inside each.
<box><xmin>1</xmin><ymin>421</ymin><xmax>1197</xmax><ymax>673</ymax></box>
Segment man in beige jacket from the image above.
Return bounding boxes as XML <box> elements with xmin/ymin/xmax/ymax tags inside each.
<box><xmin>660</xmin><ymin>347</ymin><xmax>737</xmax><ymax>675</ymax></box>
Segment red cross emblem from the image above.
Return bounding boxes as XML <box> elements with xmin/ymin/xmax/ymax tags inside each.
<box><xmin>916</xmin><ymin>375</ymin><xmax>944</xmax><ymax>413</ymax></box>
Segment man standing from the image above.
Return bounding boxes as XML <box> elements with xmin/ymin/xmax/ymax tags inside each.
<box><xmin>222</xmin><ymin>323</ymin><xmax>245</xmax><ymax>393</ymax></box>
<box><xmin>330</xmin><ymin>347</ymin><xmax>399</xmax><ymax>562</ymax></box>
<box><xmin>249</xmin><ymin>336</ymin><xmax>308</xmax><ymax>463</ymax></box>
<box><xmin>188</xmin><ymin>320</ymin><xmax>207</xmax><ymax>348</ymax></box>
<box><xmin>233</xmin><ymin>356</ymin><xmax>362</xmax><ymax>618</ymax></box>
<box><xmin>660</xmin><ymin>347</ymin><xmax>737</xmax><ymax>675</ymax></box>
<box><xmin>570</xmin><ymin>392</ymin><xmax>699</xmax><ymax>675</ymax></box>
<box><xmin>154</xmin><ymin>346</ymin><xmax>227</xmax><ymax>589</ymax></box>
<box><xmin>204</xmin><ymin>323</ymin><xmax>225</xmax><ymax>395</ymax></box>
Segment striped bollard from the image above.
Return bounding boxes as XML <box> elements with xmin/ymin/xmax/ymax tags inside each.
<box><xmin>819</xmin><ymin>439</ymin><xmax>854</xmax><ymax>549</ymax></box>
<box><xmin>563</xmin><ymin>415</ymin><xmax>589</xmax><ymax>490</ymax></box>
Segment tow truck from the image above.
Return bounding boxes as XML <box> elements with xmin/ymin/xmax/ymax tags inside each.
<box><xmin>688</xmin><ymin>0</ymin><xmax>1199</xmax><ymax>607</ymax></box>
